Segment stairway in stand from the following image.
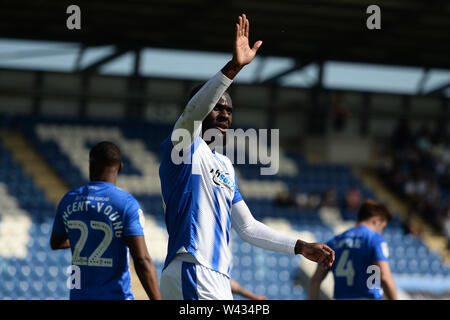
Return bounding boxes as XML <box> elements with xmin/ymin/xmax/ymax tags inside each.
<box><xmin>0</xmin><ymin>129</ymin><xmax>70</xmax><ymax>206</ymax></box>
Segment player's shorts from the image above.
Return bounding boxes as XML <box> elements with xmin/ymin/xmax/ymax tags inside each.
<box><xmin>160</xmin><ymin>253</ymin><xmax>232</xmax><ymax>300</ymax></box>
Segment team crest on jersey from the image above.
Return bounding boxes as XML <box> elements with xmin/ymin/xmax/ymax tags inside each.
<box><xmin>138</xmin><ymin>209</ymin><xmax>145</xmax><ymax>229</ymax></box>
<box><xmin>381</xmin><ymin>242</ymin><xmax>389</xmax><ymax>258</ymax></box>
<box><xmin>210</xmin><ymin>168</ymin><xmax>235</xmax><ymax>192</ymax></box>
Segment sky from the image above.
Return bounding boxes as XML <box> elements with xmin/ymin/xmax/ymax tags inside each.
<box><xmin>0</xmin><ymin>38</ymin><xmax>449</xmax><ymax>97</ymax></box>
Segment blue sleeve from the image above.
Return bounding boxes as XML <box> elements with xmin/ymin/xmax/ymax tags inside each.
<box><xmin>123</xmin><ymin>195</ymin><xmax>145</xmax><ymax>237</ymax></box>
<box><xmin>232</xmin><ymin>172</ymin><xmax>243</xmax><ymax>205</ymax></box>
<box><xmin>372</xmin><ymin>234</ymin><xmax>389</xmax><ymax>261</ymax></box>
<box><xmin>52</xmin><ymin>196</ymin><xmax>67</xmax><ymax>237</ymax></box>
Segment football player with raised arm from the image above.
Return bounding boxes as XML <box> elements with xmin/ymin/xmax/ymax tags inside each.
<box><xmin>159</xmin><ymin>14</ymin><xmax>335</xmax><ymax>300</ymax></box>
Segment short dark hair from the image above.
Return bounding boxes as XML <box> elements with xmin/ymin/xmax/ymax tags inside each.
<box><xmin>357</xmin><ymin>199</ymin><xmax>392</xmax><ymax>222</ymax></box>
<box><xmin>89</xmin><ymin>141</ymin><xmax>121</xmax><ymax>170</ymax></box>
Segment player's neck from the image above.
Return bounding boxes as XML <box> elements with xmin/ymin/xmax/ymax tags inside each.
<box><xmin>90</xmin><ymin>173</ymin><xmax>117</xmax><ymax>186</ymax></box>
<box><xmin>90</xmin><ymin>178</ymin><xmax>116</xmax><ymax>185</ymax></box>
<box><xmin>357</xmin><ymin>221</ymin><xmax>381</xmax><ymax>234</ymax></box>
<box><xmin>90</xmin><ymin>167</ymin><xmax>118</xmax><ymax>186</ymax></box>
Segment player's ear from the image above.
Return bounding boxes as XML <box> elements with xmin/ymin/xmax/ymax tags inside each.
<box><xmin>118</xmin><ymin>162</ymin><xmax>124</xmax><ymax>173</ymax></box>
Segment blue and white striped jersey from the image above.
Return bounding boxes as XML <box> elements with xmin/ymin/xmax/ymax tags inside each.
<box><xmin>159</xmin><ymin>134</ymin><xmax>243</xmax><ymax>278</ymax></box>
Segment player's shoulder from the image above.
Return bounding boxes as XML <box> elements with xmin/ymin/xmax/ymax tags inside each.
<box><xmin>371</xmin><ymin>230</ymin><xmax>386</xmax><ymax>244</ymax></box>
<box><xmin>111</xmin><ymin>185</ymin><xmax>136</xmax><ymax>202</ymax></box>
<box><xmin>326</xmin><ymin>230</ymin><xmax>345</xmax><ymax>247</ymax></box>
<box><xmin>356</xmin><ymin>225</ymin><xmax>385</xmax><ymax>243</ymax></box>
<box><xmin>59</xmin><ymin>185</ymin><xmax>83</xmax><ymax>202</ymax></box>
<box><xmin>356</xmin><ymin>226</ymin><xmax>385</xmax><ymax>250</ymax></box>
<box><xmin>337</xmin><ymin>225</ymin><xmax>359</xmax><ymax>238</ymax></box>
<box><xmin>115</xmin><ymin>187</ymin><xmax>142</xmax><ymax>208</ymax></box>
<box><xmin>330</xmin><ymin>225</ymin><xmax>363</xmax><ymax>243</ymax></box>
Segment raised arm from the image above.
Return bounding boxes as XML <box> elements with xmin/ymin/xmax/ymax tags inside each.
<box><xmin>172</xmin><ymin>14</ymin><xmax>262</xmax><ymax>150</ymax></box>
<box><xmin>231</xmin><ymin>200</ymin><xmax>335</xmax><ymax>268</ymax></box>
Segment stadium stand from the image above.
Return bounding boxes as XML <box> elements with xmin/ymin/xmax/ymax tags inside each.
<box><xmin>0</xmin><ymin>0</ymin><xmax>449</xmax><ymax>303</ymax></box>
<box><xmin>378</xmin><ymin>118</ymin><xmax>450</xmax><ymax>241</ymax></box>
<box><xmin>0</xmin><ymin>140</ymin><xmax>71</xmax><ymax>299</ymax></box>
<box><xmin>1</xmin><ymin>115</ymin><xmax>448</xmax><ymax>299</ymax></box>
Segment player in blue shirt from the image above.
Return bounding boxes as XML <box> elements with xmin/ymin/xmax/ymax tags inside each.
<box><xmin>309</xmin><ymin>199</ymin><xmax>398</xmax><ymax>300</ymax></box>
<box><xmin>50</xmin><ymin>141</ymin><xmax>161</xmax><ymax>300</ymax></box>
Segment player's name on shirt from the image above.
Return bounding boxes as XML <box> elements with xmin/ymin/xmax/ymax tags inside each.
<box><xmin>61</xmin><ymin>197</ymin><xmax>124</xmax><ymax>238</ymax></box>
<box><xmin>332</xmin><ymin>238</ymin><xmax>363</xmax><ymax>249</ymax></box>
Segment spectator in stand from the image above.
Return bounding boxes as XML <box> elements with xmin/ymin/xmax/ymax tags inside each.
<box><xmin>344</xmin><ymin>185</ymin><xmax>362</xmax><ymax>211</ymax></box>
<box><xmin>402</xmin><ymin>209</ymin><xmax>424</xmax><ymax>238</ymax></box>
<box><xmin>318</xmin><ymin>187</ymin><xmax>341</xmax><ymax>224</ymax></box>
<box><xmin>392</xmin><ymin>118</ymin><xmax>414</xmax><ymax>150</ymax></box>
<box><xmin>331</xmin><ymin>93</ymin><xmax>349</xmax><ymax>132</ymax></box>
<box><xmin>416</xmin><ymin>125</ymin><xmax>432</xmax><ymax>154</ymax></box>
<box><xmin>275</xmin><ymin>189</ymin><xmax>296</xmax><ymax>208</ymax></box>
<box><xmin>321</xmin><ymin>187</ymin><xmax>339</xmax><ymax>209</ymax></box>
<box><xmin>305</xmin><ymin>192</ymin><xmax>322</xmax><ymax>211</ymax></box>
<box><xmin>442</xmin><ymin>206</ymin><xmax>450</xmax><ymax>249</ymax></box>
<box><xmin>384</xmin><ymin>120</ymin><xmax>450</xmax><ymax>241</ymax></box>
<box><xmin>430</xmin><ymin>120</ymin><xmax>448</xmax><ymax>146</ymax></box>
<box><xmin>440</xmin><ymin>139</ymin><xmax>450</xmax><ymax>189</ymax></box>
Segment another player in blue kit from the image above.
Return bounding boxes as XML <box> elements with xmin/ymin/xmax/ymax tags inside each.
<box><xmin>309</xmin><ymin>199</ymin><xmax>398</xmax><ymax>300</ymax></box>
<box><xmin>50</xmin><ymin>141</ymin><xmax>161</xmax><ymax>300</ymax></box>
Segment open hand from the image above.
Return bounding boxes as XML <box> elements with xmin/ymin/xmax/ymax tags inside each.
<box><xmin>295</xmin><ymin>240</ymin><xmax>335</xmax><ymax>268</ymax></box>
<box><xmin>232</xmin><ymin>14</ymin><xmax>263</xmax><ymax>67</ymax></box>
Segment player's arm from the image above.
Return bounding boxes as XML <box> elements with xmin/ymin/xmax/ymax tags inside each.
<box><xmin>231</xmin><ymin>200</ymin><xmax>335</xmax><ymax>268</ymax></box>
<box><xmin>308</xmin><ymin>265</ymin><xmax>329</xmax><ymax>300</ymax></box>
<box><xmin>50</xmin><ymin>232</ymin><xmax>70</xmax><ymax>250</ymax></box>
<box><xmin>374</xmin><ymin>260</ymin><xmax>398</xmax><ymax>300</ymax></box>
<box><xmin>372</xmin><ymin>236</ymin><xmax>397</xmax><ymax>300</ymax></box>
<box><xmin>50</xmin><ymin>198</ymin><xmax>70</xmax><ymax>250</ymax></box>
<box><xmin>172</xmin><ymin>14</ymin><xmax>262</xmax><ymax>150</ymax></box>
<box><xmin>124</xmin><ymin>235</ymin><xmax>162</xmax><ymax>300</ymax></box>
<box><xmin>231</xmin><ymin>279</ymin><xmax>268</xmax><ymax>300</ymax></box>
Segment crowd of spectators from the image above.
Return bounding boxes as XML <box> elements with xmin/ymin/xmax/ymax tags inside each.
<box><xmin>378</xmin><ymin>118</ymin><xmax>450</xmax><ymax>247</ymax></box>
<box><xmin>274</xmin><ymin>185</ymin><xmax>362</xmax><ymax>216</ymax></box>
